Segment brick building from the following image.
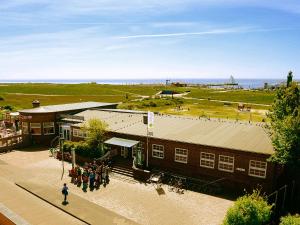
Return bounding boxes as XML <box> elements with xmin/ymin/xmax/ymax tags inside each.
<box><xmin>18</xmin><ymin>101</ymin><xmax>117</xmax><ymax>145</ymax></box>
<box><xmin>66</xmin><ymin>109</ymin><xmax>280</xmax><ymax>192</ymax></box>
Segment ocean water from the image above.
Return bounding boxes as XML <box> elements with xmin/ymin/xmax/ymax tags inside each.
<box><xmin>0</xmin><ymin>78</ymin><xmax>291</xmax><ymax>89</ymax></box>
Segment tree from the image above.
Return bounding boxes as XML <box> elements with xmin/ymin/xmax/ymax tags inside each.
<box><xmin>82</xmin><ymin>118</ymin><xmax>109</xmax><ymax>153</ymax></box>
<box><xmin>223</xmin><ymin>190</ymin><xmax>273</xmax><ymax>225</ymax></box>
<box><xmin>287</xmin><ymin>71</ymin><xmax>293</xmax><ymax>87</ymax></box>
<box><xmin>280</xmin><ymin>214</ymin><xmax>300</xmax><ymax>225</ymax></box>
<box><xmin>267</xmin><ymin>71</ymin><xmax>300</xmax><ymax>168</ymax></box>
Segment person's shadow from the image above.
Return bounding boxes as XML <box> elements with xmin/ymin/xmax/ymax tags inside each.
<box><xmin>62</xmin><ymin>201</ymin><xmax>69</xmax><ymax>205</ymax></box>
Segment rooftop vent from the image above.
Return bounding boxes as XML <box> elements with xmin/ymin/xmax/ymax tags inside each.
<box><xmin>32</xmin><ymin>100</ymin><xmax>40</xmax><ymax>108</ymax></box>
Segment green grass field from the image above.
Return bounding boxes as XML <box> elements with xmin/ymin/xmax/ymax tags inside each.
<box><xmin>0</xmin><ymin>83</ymin><xmax>275</xmax><ymax>122</ymax></box>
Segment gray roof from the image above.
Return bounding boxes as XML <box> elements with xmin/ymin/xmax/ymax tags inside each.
<box><xmin>104</xmin><ymin>137</ymin><xmax>139</xmax><ymax>148</ymax></box>
<box><xmin>18</xmin><ymin>102</ymin><xmax>117</xmax><ymax>114</ymax></box>
<box><xmin>72</xmin><ymin>110</ymin><xmax>274</xmax><ymax>155</ymax></box>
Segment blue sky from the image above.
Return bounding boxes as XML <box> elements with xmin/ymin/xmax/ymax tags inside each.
<box><xmin>0</xmin><ymin>0</ymin><xmax>299</xmax><ymax>80</ymax></box>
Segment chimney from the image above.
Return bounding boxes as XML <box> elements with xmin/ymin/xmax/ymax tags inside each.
<box><xmin>32</xmin><ymin>100</ymin><xmax>40</xmax><ymax>108</ymax></box>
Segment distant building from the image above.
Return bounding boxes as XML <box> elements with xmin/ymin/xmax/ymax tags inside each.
<box><xmin>171</xmin><ymin>82</ymin><xmax>187</xmax><ymax>87</ymax></box>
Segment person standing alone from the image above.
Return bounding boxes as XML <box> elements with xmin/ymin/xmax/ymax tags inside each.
<box><xmin>62</xmin><ymin>183</ymin><xmax>69</xmax><ymax>204</ymax></box>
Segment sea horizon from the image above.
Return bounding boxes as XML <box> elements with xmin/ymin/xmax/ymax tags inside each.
<box><xmin>0</xmin><ymin>78</ymin><xmax>294</xmax><ymax>89</ymax></box>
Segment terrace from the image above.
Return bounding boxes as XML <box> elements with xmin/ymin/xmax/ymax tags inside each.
<box><xmin>0</xmin><ymin>111</ymin><xmax>22</xmax><ymax>151</ymax></box>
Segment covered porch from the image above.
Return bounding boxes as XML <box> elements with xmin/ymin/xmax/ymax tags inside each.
<box><xmin>104</xmin><ymin>137</ymin><xmax>144</xmax><ymax>167</ymax></box>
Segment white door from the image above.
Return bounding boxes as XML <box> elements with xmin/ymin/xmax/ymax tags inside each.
<box><xmin>121</xmin><ymin>146</ymin><xmax>128</xmax><ymax>158</ymax></box>
<box><xmin>60</xmin><ymin>125</ymin><xmax>71</xmax><ymax>140</ymax></box>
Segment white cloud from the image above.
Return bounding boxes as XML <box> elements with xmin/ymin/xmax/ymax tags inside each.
<box><xmin>115</xmin><ymin>26</ymin><xmax>264</xmax><ymax>39</ymax></box>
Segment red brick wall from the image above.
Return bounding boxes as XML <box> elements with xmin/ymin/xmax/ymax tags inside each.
<box><xmin>111</xmin><ymin>132</ymin><xmax>277</xmax><ymax>192</ymax></box>
<box><xmin>70</xmin><ymin>129</ymin><xmax>278</xmax><ymax>192</ymax></box>
<box><xmin>19</xmin><ymin>112</ymin><xmax>57</xmax><ymax>145</ymax></box>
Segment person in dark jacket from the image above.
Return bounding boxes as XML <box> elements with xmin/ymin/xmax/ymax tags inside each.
<box><xmin>62</xmin><ymin>183</ymin><xmax>69</xmax><ymax>203</ymax></box>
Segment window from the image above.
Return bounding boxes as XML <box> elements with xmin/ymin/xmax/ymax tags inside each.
<box><xmin>22</xmin><ymin>122</ymin><xmax>29</xmax><ymax>134</ymax></box>
<box><xmin>73</xmin><ymin>128</ymin><xmax>86</xmax><ymax>138</ymax></box>
<box><xmin>73</xmin><ymin>128</ymin><xmax>79</xmax><ymax>137</ymax></box>
<box><xmin>43</xmin><ymin>122</ymin><xmax>55</xmax><ymax>135</ymax></box>
<box><xmin>249</xmin><ymin>160</ymin><xmax>267</xmax><ymax>178</ymax></box>
<box><xmin>218</xmin><ymin>155</ymin><xmax>234</xmax><ymax>172</ymax></box>
<box><xmin>30</xmin><ymin>123</ymin><xmax>41</xmax><ymax>135</ymax></box>
<box><xmin>152</xmin><ymin>144</ymin><xmax>164</xmax><ymax>159</ymax></box>
<box><xmin>175</xmin><ymin>148</ymin><xmax>188</xmax><ymax>163</ymax></box>
<box><xmin>200</xmin><ymin>152</ymin><xmax>215</xmax><ymax>169</ymax></box>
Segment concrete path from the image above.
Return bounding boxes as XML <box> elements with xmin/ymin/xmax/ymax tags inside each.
<box><xmin>0</xmin><ymin>177</ymin><xmax>84</xmax><ymax>225</ymax></box>
<box><xmin>0</xmin><ymin>150</ymin><xmax>233</xmax><ymax>225</ymax></box>
<box><xmin>16</xmin><ymin>181</ymin><xmax>137</xmax><ymax>225</ymax></box>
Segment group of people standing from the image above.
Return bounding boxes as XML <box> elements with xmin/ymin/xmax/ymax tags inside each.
<box><xmin>69</xmin><ymin>160</ymin><xmax>111</xmax><ymax>192</ymax></box>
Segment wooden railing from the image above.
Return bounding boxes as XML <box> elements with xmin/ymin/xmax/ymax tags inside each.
<box><xmin>0</xmin><ymin>134</ymin><xmax>23</xmax><ymax>149</ymax></box>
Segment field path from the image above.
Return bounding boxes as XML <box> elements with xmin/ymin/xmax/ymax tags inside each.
<box><xmin>182</xmin><ymin>96</ymin><xmax>271</xmax><ymax>107</ymax></box>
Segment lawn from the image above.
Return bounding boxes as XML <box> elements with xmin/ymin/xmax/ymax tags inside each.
<box><xmin>0</xmin><ymin>83</ymin><xmax>274</xmax><ymax>122</ymax></box>
<box><xmin>119</xmin><ymin>98</ymin><xmax>269</xmax><ymax>122</ymax></box>
<box><xmin>185</xmin><ymin>87</ymin><xmax>275</xmax><ymax>105</ymax></box>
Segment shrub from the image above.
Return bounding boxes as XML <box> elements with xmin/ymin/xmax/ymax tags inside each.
<box><xmin>223</xmin><ymin>189</ymin><xmax>273</xmax><ymax>225</ymax></box>
<box><xmin>0</xmin><ymin>96</ymin><xmax>4</xmax><ymax>101</ymax></box>
<box><xmin>62</xmin><ymin>141</ymin><xmax>103</xmax><ymax>159</ymax></box>
<box><xmin>280</xmin><ymin>214</ymin><xmax>300</xmax><ymax>225</ymax></box>
<box><xmin>3</xmin><ymin>105</ymin><xmax>13</xmax><ymax>111</ymax></box>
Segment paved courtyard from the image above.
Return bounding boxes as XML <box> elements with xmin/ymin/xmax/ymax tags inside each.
<box><xmin>0</xmin><ymin>149</ymin><xmax>233</xmax><ymax>225</ymax></box>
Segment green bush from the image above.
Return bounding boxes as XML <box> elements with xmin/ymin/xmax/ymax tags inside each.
<box><xmin>0</xmin><ymin>96</ymin><xmax>4</xmax><ymax>101</ymax></box>
<box><xmin>223</xmin><ymin>190</ymin><xmax>273</xmax><ymax>225</ymax></box>
<box><xmin>62</xmin><ymin>141</ymin><xmax>103</xmax><ymax>159</ymax></box>
<box><xmin>280</xmin><ymin>214</ymin><xmax>300</xmax><ymax>225</ymax></box>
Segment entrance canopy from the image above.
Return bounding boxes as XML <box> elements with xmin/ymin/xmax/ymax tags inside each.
<box><xmin>104</xmin><ymin>137</ymin><xmax>139</xmax><ymax>148</ymax></box>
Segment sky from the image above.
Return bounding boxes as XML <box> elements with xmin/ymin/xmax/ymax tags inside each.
<box><xmin>0</xmin><ymin>0</ymin><xmax>300</xmax><ymax>80</ymax></box>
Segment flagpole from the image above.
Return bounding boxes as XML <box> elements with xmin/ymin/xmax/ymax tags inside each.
<box><xmin>146</xmin><ymin>123</ymin><xmax>149</xmax><ymax>168</ymax></box>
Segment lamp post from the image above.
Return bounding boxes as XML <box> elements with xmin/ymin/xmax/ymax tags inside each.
<box><xmin>60</xmin><ymin>137</ymin><xmax>65</xmax><ymax>180</ymax></box>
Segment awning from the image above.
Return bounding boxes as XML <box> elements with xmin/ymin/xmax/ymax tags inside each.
<box><xmin>104</xmin><ymin>137</ymin><xmax>139</xmax><ymax>148</ymax></box>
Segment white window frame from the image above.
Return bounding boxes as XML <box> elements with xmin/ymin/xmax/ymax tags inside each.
<box><xmin>43</xmin><ymin>122</ymin><xmax>55</xmax><ymax>135</ymax></box>
<box><xmin>248</xmin><ymin>160</ymin><xmax>267</xmax><ymax>179</ymax></box>
<box><xmin>73</xmin><ymin>128</ymin><xmax>80</xmax><ymax>137</ymax></box>
<box><xmin>30</xmin><ymin>123</ymin><xmax>41</xmax><ymax>135</ymax></box>
<box><xmin>218</xmin><ymin>155</ymin><xmax>234</xmax><ymax>172</ymax></box>
<box><xmin>152</xmin><ymin>144</ymin><xmax>164</xmax><ymax>159</ymax></box>
<box><xmin>22</xmin><ymin>122</ymin><xmax>29</xmax><ymax>134</ymax></box>
<box><xmin>175</xmin><ymin>148</ymin><xmax>188</xmax><ymax>164</ymax></box>
<box><xmin>73</xmin><ymin>128</ymin><xmax>86</xmax><ymax>138</ymax></box>
<box><xmin>200</xmin><ymin>152</ymin><xmax>215</xmax><ymax>169</ymax></box>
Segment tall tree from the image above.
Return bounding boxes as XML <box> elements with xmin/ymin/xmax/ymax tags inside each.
<box><xmin>82</xmin><ymin>118</ymin><xmax>109</xmax><ymax>152</ymax></box>
<box><xmin>267</xmin><ymin>71</ymin><xmax>300</xmax><ymax>169</ymax></box>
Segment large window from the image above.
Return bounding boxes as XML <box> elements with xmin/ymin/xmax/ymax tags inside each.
<box><xmin>249</xmin><ymin>160</ymin><xmax>267</xmax><ymax>178</ymax></box>
<box><xmin>73</xmin><ymin>128</ymin><xmax>86</xmax><ymax>138</ymax></box>
<box><xmin>30</xmin><ymin>123</ymin><xmax>41</xmax><ymax>135</ymax></box>
<box><xmin>152</xmin><ymin>144</ymin><xmax>164</xmax><ymax>159</ymax></box>
<box><xmin>218</xmin><ymin>155</ymin><xmax>234</xmax><ymax>172</ymax></box>
<box><xmin>22</xmin><ymin>122</ymin><xmax>29</xmax><ymax>134</ymax></box>
<box><xmin>200</xmin><ymin>152</ymin><xmax>215</xmax><ymax>169</ymax></box>
<box><xmin>43</xmin><ymin>122</ymin><xmax>55</xmax><ymax>135</ymax></box>
<box><xmin>175</xmin><ymin>148</ymin><xmax>188</xmax><ymax>163</ymax></box>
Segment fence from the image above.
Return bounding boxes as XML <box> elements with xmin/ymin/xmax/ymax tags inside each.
<box><xmin>268</xmin><ymin>180</ymin><xmax>300</xmax><ymax>220</ymax></box>
<box><xmin>0</xmin><ymin>134</ymin><xmax>23</xmax><ymax>152</ymax></box>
